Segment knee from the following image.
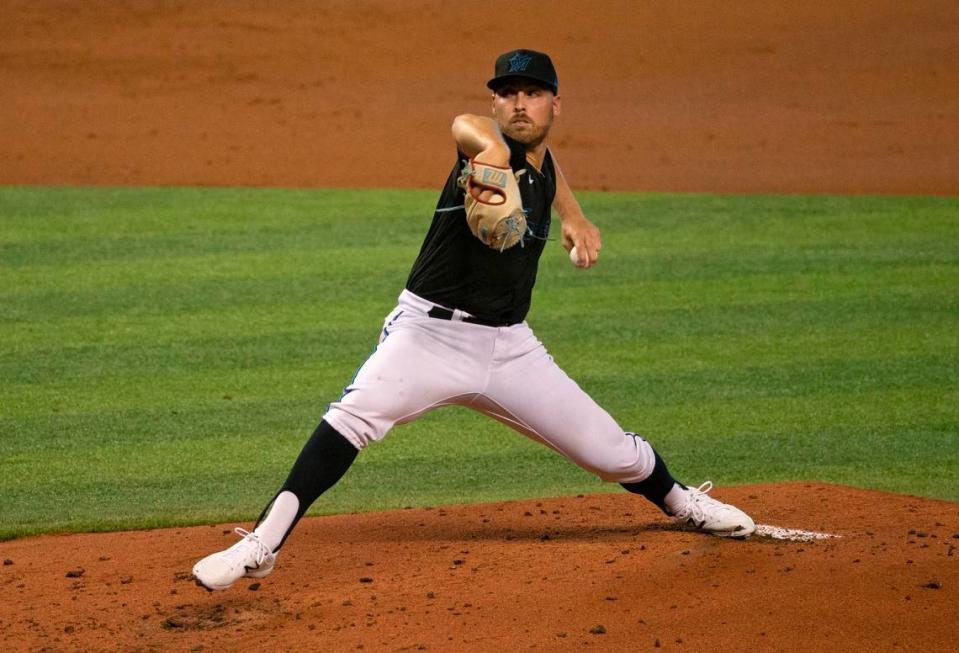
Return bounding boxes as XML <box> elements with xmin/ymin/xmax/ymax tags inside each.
<box><xmin>578</xmin><ymin>433</ymin><xmax>656</xmax><ymax>484</ymax></box>
<box><xmin>323</xmin><ymin>407</ymin><xmax>384</xmax><ymax>450</ymax></box>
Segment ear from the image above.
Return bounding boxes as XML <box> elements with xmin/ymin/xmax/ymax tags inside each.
<box><xmin>552</xmin><ymin>94</ymin><xmax>562</xmax><ymax>116</ymax></box>
<box><xmin>491</xmin><ymin>92</ymin><xmax>497</xmax><ymax>116</ymax></box>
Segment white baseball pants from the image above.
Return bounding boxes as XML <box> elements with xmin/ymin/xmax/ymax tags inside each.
<box><xmin>323</xmin><ymin>290</ymin><xmax>656</xmax><ymax>484</ymax></box>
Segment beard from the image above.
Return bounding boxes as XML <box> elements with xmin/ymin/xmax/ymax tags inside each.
<box><xmin>501</xmin><ymin>112</ymin><xmax>553</xmax><ymax>148</ymax></box>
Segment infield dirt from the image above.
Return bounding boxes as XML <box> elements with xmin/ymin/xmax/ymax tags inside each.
<box><xmin>2</xmin><ymin>484</ymin><xmax>958</xmax><ymax>652</ymax></box>
<box><xmin>1</xmin><ymin>1</ymin><xmax>957</xmax><ymax>651</ymax></box>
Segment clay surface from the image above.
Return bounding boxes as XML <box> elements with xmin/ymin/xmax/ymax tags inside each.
<box><xmin>1</xmin><ymin>1</ymin><xmax>957</xmax><ymax>194</ymax></box>
<box><xmin>2</xmin><ymin>484</ymin><xmax>957</xmax><ymax>652</ymax></box>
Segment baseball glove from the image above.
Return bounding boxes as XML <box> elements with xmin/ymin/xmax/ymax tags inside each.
<box><xmin>457</xmin><ymin>159</ymin><xmax>527</xmax><ymax>251</ymax></box>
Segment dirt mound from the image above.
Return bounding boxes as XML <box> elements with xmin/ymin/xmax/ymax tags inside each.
<box><xmin>1</xmin><ymin>483</ymin><xmax>956</xmax><ymax>652</ymax></box>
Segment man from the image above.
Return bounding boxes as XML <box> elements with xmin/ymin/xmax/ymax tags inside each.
<box><xmin>193</xmin><ymin>49</ymin><xmax>755</xmax><ymax>592</ymax></box>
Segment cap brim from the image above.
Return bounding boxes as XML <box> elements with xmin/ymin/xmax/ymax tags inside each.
<box><xmin>487</xmin><ymin>74</ymin><xmax>556</xmax><ymax>93</ymax></box>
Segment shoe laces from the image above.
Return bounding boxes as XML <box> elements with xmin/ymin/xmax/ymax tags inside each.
<box><xmin>677</xmin><ymin>481</ymin><xmax>726</xmax><ymax>521</ymax></box>
<box><xmin>227</xmin><ymin>527</ymin><xmax>271</xmax><ymax>566</ymax></box>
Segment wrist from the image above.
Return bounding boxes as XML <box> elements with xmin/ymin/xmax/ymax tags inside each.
<box><xmin>561</xmin><ymin>211</ymin><xmax>588</xmax><ymax>224</ymax></box>
<box><xmin>476</xmin><ymin>143</ymin><xmax>510</xmax><ymax>168</ymax></box>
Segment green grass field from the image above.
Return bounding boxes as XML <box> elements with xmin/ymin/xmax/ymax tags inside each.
<box><xmin>1</xmin><ymin>187</ymin><xmax>957</xmax><ymax>541</ymax></box>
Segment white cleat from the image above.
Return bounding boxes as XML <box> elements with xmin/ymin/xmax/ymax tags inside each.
<box><xmin>192</xmin><ymin>527</ymin><xmax>276</xmax><ymax>591</ymax></box>
<box><xmin>671</xmin><ymin>481</ymin><xmax>756</xmax><ymax>538</ymax></box>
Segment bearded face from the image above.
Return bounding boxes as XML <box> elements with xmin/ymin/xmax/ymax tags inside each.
<box><xmin>492</xmin><ymin>81</ymin><xmax>560</xmax><ymax>149</ymax></box>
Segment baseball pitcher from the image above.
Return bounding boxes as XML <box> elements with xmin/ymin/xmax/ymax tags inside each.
<box><xmin>193</xmin><ymin>49</ymin><xmax>755</xmax><ymax>591</ymax></box>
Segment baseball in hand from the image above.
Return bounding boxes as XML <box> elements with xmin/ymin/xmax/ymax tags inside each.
<box><xmin>569</xmin><ymin>245</ymin><xmax>585</xmax><ymax>267</ymax></box>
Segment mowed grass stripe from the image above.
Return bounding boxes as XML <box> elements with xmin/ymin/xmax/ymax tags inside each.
<box><xmin>2</xmin><ymin>415</ymin><xmax>953</xmax><ymax>539</ymax></box>
<box><xmin>3</xmin><ymin>377</ymin><xmax>953</xmax><ymax>467</ymax></box>
<box><xmin>2</xmin><ymin>246</ymin><xmax>412</xmax><ymax>299</ymax></box>
<box><xmin>5</xmin><ymin>257</ymin><xmax>955</xmax><ymax>324</ymax></box>
<box><xmin>1</xmin><ymin>187</ymin><xmax>956</xmax><ymax>539</ymax></box>
<box><xmin>5</xmin><ymin>289</ymin><xmax>955</xmax><ymax>378</ymax></box>
<box><xmin>2</xmin><ymin>346</ymin><xmax>954</xmax><ymax>422</ymax></box>
<box><xmin>4</xmin><ymin>386</ymin><xmax>952</xmax><ymax>465</ymax></box>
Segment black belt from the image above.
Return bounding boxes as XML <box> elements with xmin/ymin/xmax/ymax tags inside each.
<box><xmin>426</xmin><ymin>305</ymin><xmax>507</xmax><ymax>328</ymax></box>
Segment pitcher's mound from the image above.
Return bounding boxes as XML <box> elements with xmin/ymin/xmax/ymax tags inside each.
<box><xmin>1</xmin><ymin>482</ymin><xmax>956</xmax><ymax>652</ymax></box>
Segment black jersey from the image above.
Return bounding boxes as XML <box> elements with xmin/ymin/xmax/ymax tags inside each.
<box><xmin>405</xmin><ymin>135</ymin><xmax>556</xmax><ymax>325</ymax></box>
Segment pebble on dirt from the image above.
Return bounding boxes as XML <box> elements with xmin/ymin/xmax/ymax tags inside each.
<box><xmin>65</xmin><ymin>569</ymin><xmax>85</xmax><ymax>578</ymax></box>
<box><xmin>589</xmin><ymin>625</ymin><xmax>606</xmax><ymax>635</ymax></box>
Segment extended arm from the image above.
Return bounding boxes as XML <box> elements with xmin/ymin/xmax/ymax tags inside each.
<box><xmin>451</xmin><ymin>115</ymin><xmax>511</xmax><ymax>167</ymax></box>
<box><xmin>552</xmin><ymin>153</ymin><xmax>601</xmax><ymax>268</ymax></box>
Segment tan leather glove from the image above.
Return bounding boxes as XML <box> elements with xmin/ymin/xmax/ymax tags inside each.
<box><xmin>457</xmin><ymin>159</ymin><xmax>528</xmax><ymax>251</ymax></box>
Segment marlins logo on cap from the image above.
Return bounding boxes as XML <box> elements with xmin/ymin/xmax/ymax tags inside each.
<box><xmin>507</xmin><ymin>52</ymin><xmax>533</xmax><ymax>73</ymax></box>
<box><xmin>487</xmin><ymin>49</ymin><xmax>558</xmax><ymax>94</ymax></box>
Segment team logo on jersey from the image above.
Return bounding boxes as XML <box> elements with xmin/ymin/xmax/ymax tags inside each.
<box><xmin>508</xmin><ymin>52</ymin><xmax>533</xmax><ymax>73</ymax></box>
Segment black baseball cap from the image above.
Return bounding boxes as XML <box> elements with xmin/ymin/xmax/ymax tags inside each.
<box><xmin>487</xmin><ymin>49</ymin><xmax>558</xmax><ymax>94</ymax></box>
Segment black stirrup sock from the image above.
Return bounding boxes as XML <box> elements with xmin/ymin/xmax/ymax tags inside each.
<box><xmin>620</xmin><ymin>449</ymin><xmax>684</xmax><ymax>515</ymax></box>
<box><xmin>255</xmin><ymin>420</ymin><xmax>359</xmax><ymax>550</ymax></box>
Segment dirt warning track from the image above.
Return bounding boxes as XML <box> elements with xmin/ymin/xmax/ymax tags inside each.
<box><xmin>1</xmin><ymin>0</ymin><xmax>958</xmax><ymax>194</ymax></box>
